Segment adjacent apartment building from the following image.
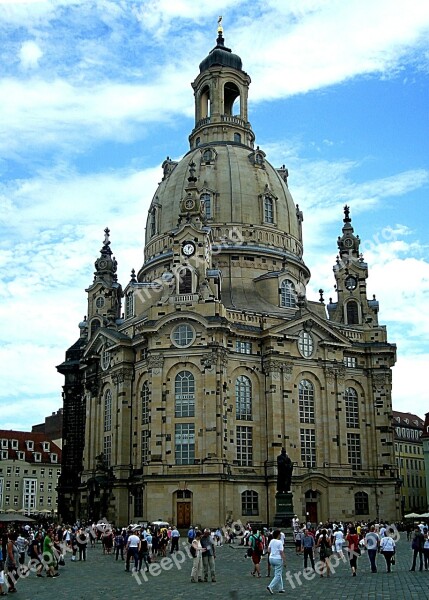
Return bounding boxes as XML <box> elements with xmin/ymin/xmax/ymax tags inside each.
<box><xmin>393</xmin><ymin>411</ymin><xmax>427</xmax><ymax>515</ymax></box>
<box><xmin>0</xmin><ymin>430</ymin><xmax>61</xmax><ymax>514</ymax></box>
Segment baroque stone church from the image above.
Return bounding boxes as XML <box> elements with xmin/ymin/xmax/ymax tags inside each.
<box><xmin>57</xmin><ymin>26</ymin><xmax>399</xmax><ymax>527</ymax></box>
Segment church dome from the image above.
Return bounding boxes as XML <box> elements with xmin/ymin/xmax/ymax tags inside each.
<box><xmin>199</xmin><ymin>33</ymin><xmax>243</xmax><ymax>73</ymax></box>
<box><xmin>145</xmin><ymin>144</ymin><xmax>303</xmax><ymax>260</ymax></box>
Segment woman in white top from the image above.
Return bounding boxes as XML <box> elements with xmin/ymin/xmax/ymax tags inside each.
<box><xmin>380</xmin><ymin>530</ymin><xmax>396</xmax><ymax>573</ymax></box>
<box><xmin>190</xmin><ymin>530</ymin><xmax>206</xmax><ymax>583</ymax></box>
<box><xmin>333</xmin><ymin>528</ymin><xmax>345</xmax><ymax>558</ymax></box>
<box><xmin>267</xmin><ymin>529</ymin><xmax>286</xmax><ymax>594</ymax></box>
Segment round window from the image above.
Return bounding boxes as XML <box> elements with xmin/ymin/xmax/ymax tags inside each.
<box><xmin>96</xmin><ymin>297</ymin><xmax>105</xmax><ymax>308</ymax></box>
<box><xmin>171</xmin><ymin>323</ymin><xmax>195</xmax><ymax>348</ymax></box>
<box><xmin>101</xmin><ymin>348</ymin><xmax>110</xmax><ymax>371</ymax></box>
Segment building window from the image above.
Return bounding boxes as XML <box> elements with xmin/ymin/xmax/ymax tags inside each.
<box><xmin>17</xmin><ymin>451</ymin><xmax>25</xmax><ymax>460</ymax></box>
<box><xmin>236</xmin><ymin>426</ymin><xmax>253</xmax><ymax>466</ymax></box>
<box><xmin>195</xmin><ymin>137</ymin><xmax>200</xmax><ymax>147</ymax></box>
<box><xmin>355</xmin><ymin>491</ymin><xmax>369</xmax><ymax>514</ymax></box>
<box><xmin>280</xmin><ymin>279</ymin><xmax>296</xmax><ymax>308</ymax></box>
<box><xmin>149</xmin><ymin>208</ymin><xmax>157</xmax><ymax>238</ymax></box>
<box><xmin>39</xmin><ymin>482</ymin><xmax>44</xmax><ymax>492</ymax></box>
<box><xmin>101</xmin><ymin>347</ymin><xmax>110</xmax><ymax>371</ymax></box>
<box><xmin>171</xmin><ymin>323</ymin><xmax>195</xmax><ymax>347</ymax></box>
<box><xmin>300</xmin><ymin>428</ymin><xmax>316</xmax><ymax>468</ymax></box>
<box><xmin>346</xmin><ymin>300</ymin><xmax>359</xmax><ymax>325</ymax></box>
<box><xmin>202</xmin><ymin>149</ymin><xmax>213</xmax><ymax>162</ymax></box>
<box><xmin>90</xmin><ymin>319</ymin><xmax>101</xmax><ymax>336</ymax></box>
<box><xmin>234</xmin><ymin>132</ymin><xmax>241</xmax><ymax>143</ymax></box>
<box><xmin>42</xmin><ymin>441</ymin><xmax>50</xmax><ymax>452</ymax></box>
<box><xmin>175</xmin><ymin>424</ymin><xmax>195</xmax><ymax>465</ymax></box>
<box><xmin>141</xmin><ymin>430</ymin><xmax>149</xmax><ymax>464</ymax></box>
<box><xmin>236</xmin><ymin>340</ymin><xmax>252</xmax><ymax>354</ymax></box>
<box><xmin>344</xmin><ymin>356</ymin><xmax>357</xmax><ymax>368</ymax></box>
<box><xmin>141</xmin><ymin>382</ymin><xmax>150</xmax><ymax>425</ymax></box>
<box><xmin>15</xmin><ymin>467</ymin><xmax>21</xmax><ymax>475</ymax></box>
<box><xmin>347</xmin><ymin>433</ymin><xmax>361</xmax><ymax>470</ymax></box>
<box><xmin>1</xmin><ymin>450</ymin><xmax>7</xmax><ymax>460</ymax></box>
<box><xmin>134</xmin><ymin>487</ymin><xmax>143</xmax><ymax>518</ymax></box>
<box><xmin>13</xmin><ymin>496</ymin><xmax>18</xmax><ymax>506</ymax></box>
<box><xmin>298</xmin><ymin>331</ymin><xmax>314</xmax><ymax>358</ymax></box>
<box><xmin>125</xmin><ymin>292</ymin><xmax>134</xmax><ymax>319</ymax></box>
<box><xmin>11</xmin><ymin>439</ymin><xmax>18</xmax><ymax>450</ymax></box>
<box><xmin>39</xmin><ymin>496</ymin><xmax>44</xmax><ymax>505</ymax></box>
<box><xmin>178</xmin><ymin>268</ymin><xmax>193</xmax><ymax>294</ymax></box>
<box><xmin>264</xmin><ymin>196</ymin><xmax>274</xmax><ymax>223</ymax></box>
<box><xmin>103</xmin><ymin>435</ymin><xmax>112</xmax><ymax>468</ymax></box>
<box><xmin>299</xmin><ymin>380</ymin><xmax>315</xmax><ymax>423</ymax></box>
<box><xmin>104</xmin><ymin>389</ymin><xmax>112</xmax><ymax>432</ymax></box>
<box><xmin>236</xmin><ymin>375</ymin><xmax>252</xmax><ymax>421</ymax></box>
<box><xmin>345</xmin><ymin>387</ymin><xmax>359</xmax><ymax>428</ymax></box>
<box><xmin>241</xmin><ymin>490</ymin><xmax>258</xmax><ymax>516</ymax></box>
<box><xmin>47</xmin><ymin>496</ymin><xmax>52</xmax><ymax>506</ymax></box>
<box><xmin>23</xmin><ymin>479</ymin><xmax>37</xmax><ymax>510</ymax></box>
<box><xmin>5</xmin><ymin>481</ymin><xmax>10</xmax><ymax>492</ymax></box>
<box><xmin>201</xmin><ymin>192</ymin><xmax>212</xmax><ymax>219</ymax></box>
<box><xmin>50</xmin><ymin>453</ymin><xmax>58</xmax><ymax>463</ymax></box>
<box><xmin>33</xmin><ymin>452</ymin><xmax>41</xmax><ymax>462</ymax></box>
<box><xmin>14</xmin><ymin>481</ymin><xmax>19</xmax><ymax>491</ymax></box>
<box><xmin>175</xmin><ymin>371</ymin><xmax>195</xmax><ymax>418</ymax></box>
<box><xmin>1</xmin><ymin>439</ymin><xmax>8</xmax><ymax>449</ymax></box>
<box><xmin>26</xmin><ymin>440</ymin><xmax>34</xmax><ymax>451</ymax></box>
<box><xmin>48</xmin><ymin>469</ymin><xmax>53</xmax><ymax>478</ymax></box>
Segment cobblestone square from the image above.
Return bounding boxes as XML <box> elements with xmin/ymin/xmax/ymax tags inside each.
<box><xmin>11</xmin><ymin>535</ymin><xmax>429</xmax><ymax>600</ymax></box>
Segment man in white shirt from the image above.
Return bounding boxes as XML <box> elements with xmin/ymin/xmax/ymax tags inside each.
<box><xmin>170</xmin><ymin>526</ymin><xmax>180</xmax><ymax>553</ymax></box>
<box><xmin>125</xmin><ymin>531</ymin><xmax>141</xmax><ymax>572</ymax></box>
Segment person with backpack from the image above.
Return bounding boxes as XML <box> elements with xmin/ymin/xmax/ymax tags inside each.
<box><xmin>249</xmin><ymin>527</ymin><xmax>264</xmax><ymax>578</ymax></box>
<box><xmin>190</xmin><ymin>530</ymin><xmax>206</xmax><ymax>582</ymax></box>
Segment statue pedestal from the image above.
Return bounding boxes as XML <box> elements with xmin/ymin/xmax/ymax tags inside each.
<box><xmin>273</xmin><ymin>492</ymin><xmax>294</xmax><ymax>527</ymax></box>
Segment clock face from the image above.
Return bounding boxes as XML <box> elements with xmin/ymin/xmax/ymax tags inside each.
<box><xmin>182</xmin><ymin>242</ymin><xmax>195</xmax><ymax>257</ymax></box>
<box><xmin>184</xmin><ymin>198</ymin><xmax>195</xmax><ymax>210</ymax></box>
<box><xmin>345</xmin><ymin>275</ymin><xmax>357</xmax><ymax>291</ymax></box>
<box><xmin>344</xmin><ymin>238</ymin><xmax>353</xmax><ymax>248</ymax></box>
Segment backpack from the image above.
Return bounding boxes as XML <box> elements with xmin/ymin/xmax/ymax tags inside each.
<box><xmin>252</xmin><ymin>535</ymin><xmax>264</xmax><ymax>554</ymax></box>
<box><xmin>190</xmin><ymin>544</ymin><xmax>196</xmax><ymax>558</ymax></box>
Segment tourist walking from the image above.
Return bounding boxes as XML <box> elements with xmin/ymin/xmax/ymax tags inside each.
<box><xmin>345</xmin><ymin>526</ymin><xmax>360</xmax><ymax>576</ymax></box>
<box><xmin>316</xmin><ymin>529</ymin><xmax>332</xmax><ymax>577</ymax></box>
<box><xmin>249</xmin><ymin>527</ymin><xmax>264</xmax><ymax>578</ymax></box>
<box><xmin>267</xmin><ymin>529</ymin><xmax>285</xmax><ymax>594</ymax></box>
<box><xmin>301</xmin><ymin>528</ymin><xmax>315</xmax><ymax>571</ymax></box>
<box><xmin>380</xmin><ymin>530</ymin><xmax>396</xmax><ymax>573</ymax></box>
<box><xmin>190</xmin><ymin>530</ymin><xmax>205</xmax><ymax>582</ymax></box>
<box><xmin>365</xmin><ymin>525</ymin><xmax>380</xmax><ymax>573</ymax></box>
<box><xmin>410</xmin><ymin>526</ymin><xmax>424</xmax><ymax>571</ymax></box>
<box><xmin>200</xmin><ymin>528</ymin><xmax>216</xmax><ymax>582</ymax></box>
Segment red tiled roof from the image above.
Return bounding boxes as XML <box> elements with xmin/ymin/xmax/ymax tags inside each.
<box><xmin>0</xmin><ymin>429</ymin><xmax>62</xmax><ymax>463</ymax></box>
<box><xmin>391</xmin><ymin>411</ymin><xmax>424</xmax><ymax>427</ymax></box>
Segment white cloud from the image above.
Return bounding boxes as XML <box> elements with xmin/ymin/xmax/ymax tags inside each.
<box><xmin>19</xmin><ymin>40</ymin><xmax>43</xmax><ymax>69</ymax></box>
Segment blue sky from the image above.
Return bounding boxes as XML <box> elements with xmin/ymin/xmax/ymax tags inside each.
<box><xmin>1</xmin><ymin>0</ymin><xmax>428</xmax><ymax>430</ymax></box>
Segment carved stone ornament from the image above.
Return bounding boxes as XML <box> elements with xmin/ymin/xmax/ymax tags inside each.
<box><xmin>147</xmin><ymin>353</ymin><xmax>165</xmax><ymax>373</ymax></box>
<box><xmin>201</xmin><ymin>352</ymin><xmax>217</xmax><ymax>370</ymax></box>
<box><xmin>373</xmin><ymin>371</ymin><xmax>391</xmax><ymax>389</ymax></box>
<box><xmin>112</xmin><ymin>368</ymin><xmax>133</xmax><ymax>385</ymax></box>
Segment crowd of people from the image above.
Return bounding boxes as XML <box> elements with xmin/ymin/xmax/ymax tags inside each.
<box><xmin>1</xmin><ymin>517</ymin><xmax>429</xmax><ymax>594</ymax></box>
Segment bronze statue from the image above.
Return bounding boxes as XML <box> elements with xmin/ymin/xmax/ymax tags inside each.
<box><xmin>277</xmin><ymin>448</ymin><xmax>293</xmax><ymax>493</ymax></box>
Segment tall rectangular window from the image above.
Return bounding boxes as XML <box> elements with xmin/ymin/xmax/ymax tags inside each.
<box><xmin>299</xmin><ymin>380</ymin><xmax>314</xmax><ymax>423</ymax></box>
<box><xmin>345</xmin><ymin>387</ymin><xmax>359</xmax><ymax>428</ymax></box>
<box><xmin>103</xmin><ymin>435</ymin><xmax>112</xmax><ymax>468</ymax></box>
<box><xmin>236</xmin><ymin>426</ymin><xmax>253</xmax><ymax>466</ymax></box>
<box><xmin>300</xmin><ymin>428</ymin><xmax>316</xmax><ymax>468</ymax></box>
<box><xmin>141</xmin><ymin>429</ymin><xmax>149</xmax><ymax>464</ymax></box>
<box><xmin>23</xmin><ymin>479</ymin><xmax>37</xmax><ymax>510</ymax></box>
<box><xmin>347</xmin><ymin>433</ymin><xmax>361</xmax><ymax>470</ymax></box>
<box><xmin>175</xmin><ymin>372</ymin><xmax>195</xmax><ymax>418</ymax></box>
<box><xmin>104</xmin><ymin>390</ymin><xmax>112</xmax><ymax>432</ymax></box>
<box><xmin>175</xmin><ymin>424</ymin><xmax>195</xmax><ymax>465</ymax></box>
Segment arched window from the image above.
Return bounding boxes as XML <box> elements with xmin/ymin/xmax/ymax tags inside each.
<box><xmin>241</xmin><ymin>490</ymin><xmax>258</xmax><ymax>516</ymax></box>
<box><xmin>234</xmin><ymin>132</ymin><xmax>241</xmax><ymax>143</ymax></box>
<box><xmin>90</xmin><ymin>319</ymin><xmax>101</xmax><ymax>336</ymax></box>
<box><xmin>104</xmin><ymin>389</ymin><xmax>112</xmax><ymax>432</ymax></box>
<box><xmin>149</xmin><ymin>209</ymin><xmax>157</xmax><ymax>238</ymax></box>
<box><xmin>345</xmin><ymin>387</ymin><xmax>359</xmax><ymax>428</ymax></box>
<box><xmin>202</xmin><ymin>149</ymin><xmax>212</xmax><ymax>162</ymax></box>
<box><xmin>235</xmin><ymin>375</ymin><xmax>252</xmax><ymax>420</ymax></box>
<box><xmin>195</xmin><ymin>137</ymin><xmax>201</xmax><ymax>147</ymax></box>
<box><xmin>141</xmin><ymin>382</ymin><xmax>150</xmax><ymax>425</ymax></box>
<box><xmin>280</xmin><ymin>279</ymin><xmax>296</xmax><ymax>308</ymax></box>
<box><xmin>264</xmin><ymin>195</ymin><xmax>274</xmax><ymax>223</ymax></box>
<box><xmin>299</xmin><ymin>380</ymin><xmax>314</xmax><ymax>423</ymax></box>
<box><xmin>201</xmin><ymin>192</ymin><xmax>212</xmax><ymax>219</ymax></box>
<box><xmin>125</xmin><ymin>292</ymin><xmax>134</xmax><ymax>319</ymax></box>
<box><xmin>346</xmin><ymin>300</ymin><xmax>359</xmax><ymax>324</ymax></box>
<box><xmin>298</xmin><ymin>331</ymin><xmax>314</xmax><ymax>358</ymax></box>
<box><xmin>355</xmin><ymin>491</ymin><xmax>369</xmax><ymax>514</ymax></box>
<box><xmin>179</xmin><ymin>268</ymin><xmax>193</xmax><ymax>294</ymax></box>
<box><xmin>175</xmin><ymin>371</ymin><xmax>195</xmax><ymax>417</ymax></box>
